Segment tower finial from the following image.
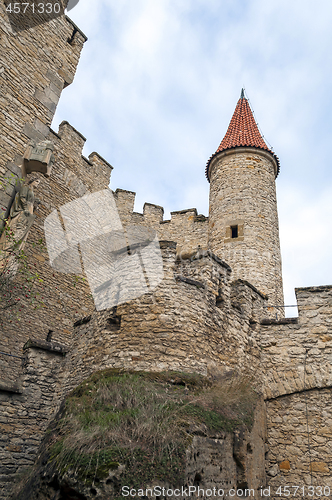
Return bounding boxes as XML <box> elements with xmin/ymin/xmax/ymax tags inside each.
<box><xmin>240</xmin><ymin>88</ymin><xmax>245</xmax><ymax>99</ymax></box>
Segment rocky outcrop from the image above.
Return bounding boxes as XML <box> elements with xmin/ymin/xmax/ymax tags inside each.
<box><xmin>13</xmin><ymin>370</ymin><xmax>266</xmax><ymax>500</ymax></box>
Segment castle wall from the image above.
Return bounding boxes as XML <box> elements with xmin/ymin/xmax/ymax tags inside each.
<box><xmin>0</xmin><ymin>121</ymin><xmax>112</xmax><ymax>383</ymax></box>
<box><xmin>2</xmin><ymin>4</ymin><xmax>332</xmax><ymax>496</ymax></box>
<box><xmin>208</xmin><ymin>148</ymin><xmax>284</xmax><ymax>308</ymax></box>
<box><xmin>112</xmin><ymin>189</ymin><xmax>209</xmax><ymax>254</ymax></box>
<box><xmin>259</xmin><ymin>285</ymin><xmax>332</xmax><ymax>399</ymax></box>
<box><xmin>0</xmin><ymin>341</ymin><xmax>67</xmax><ymax>500</ymax></box>
<box><xmin>266</xmin><ymin>389</ymin><xmax>332</xmax><ymax>493</ymax></box>
<box><xmin>258</xmin><ymin>285</ymin><xmax>332</xmax><ymax>490</ymax></box>
<box><xmin>60</xmin><ymin>243</ymin><xmax>266</xmax><ymax>396</ymax></box>
<box><xmin>0</xmin><ymin>4</ymin><xmax>110</xmax><ymax>382</ymax></box>
<box><xmin>159</xmin><ymin>209</ymin><xmax>209</xmax><ymax>256</ymax></box>
<box><xmin>0</xmin><ymin>4</ymin><xmax>87</xmax><ymax>220</ymax></box>
<box><xmin>0</xmin><ymin>266</ymin><xmax>331</xmax><ymax>499</ymax></box>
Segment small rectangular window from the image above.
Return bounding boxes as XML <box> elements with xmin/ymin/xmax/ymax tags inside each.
<box><xmin>231</xmin><ymin>225</ymin><xmax>238</xmax><ymax>239</ymax></box>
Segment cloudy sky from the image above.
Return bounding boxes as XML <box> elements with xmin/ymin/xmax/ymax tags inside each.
<box><xmin>53</xmin><ymin>0</ymin><xmax>332</xmax><ymax>313</ymax></box>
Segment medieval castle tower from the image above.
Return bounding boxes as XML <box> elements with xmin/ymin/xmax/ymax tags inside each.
<box><xmin>207</xmin><ymin>90</ymin><xmax>284</xmax><ymax>308</ymax></box>
<box><xmin>0</xmin><ymin>3</ymin><xmax>332</xmax><ymax>499</ymax></box>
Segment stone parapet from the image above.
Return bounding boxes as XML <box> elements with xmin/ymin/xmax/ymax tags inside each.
<box><xmin>23</xmin><ymin>338</ymin><xmax>69</xmax><ymax>356</ymax></box>
<box><xmin>111</xmin><ymin>190</ymin><xmax>209</xmax><ymax>255</ymax></box>
<box><xmin>266</xmin><ymin>388</ymin><xmax>332</xmax><ymax>490</ymax></box>
<box><xmin>60</xmin><ymin>245</ymin><xmax>267</xmax><ymax>396</ymax></box>
<box><xmin>1</xmin><ymin>116</ymin><xmax>114</xmax><ymax>384</ymax></box>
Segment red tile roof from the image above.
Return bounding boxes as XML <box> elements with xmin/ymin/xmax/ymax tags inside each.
<box><xmin>206</xmin><ymin>91</ymin><xmax>280</xmax><ymax>180</ymax></box>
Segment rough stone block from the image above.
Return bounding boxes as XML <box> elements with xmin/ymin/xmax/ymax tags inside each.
<box><xmin>46</xmin><ymin>69</ymin><xmax>63</xmax><ymax>90</ymax></box>
<box><xmin>34</xmin><ymin>89</ymin><xmax>56</xmax><ymax>113</ymax></box>
<box><xmin>310</xmin><ymin>462</ymin><xmax>329</xmax><ymax>473</ymax></box>
<box><xmin>33</xmin><ymin>119</ymin><xmax>49</xmax><ymax>138</ymax></box>
<box><xmin>23</xmin><ymin>123</ymin><xmax>45</xmax><ymax>142</ymax></box>
<box><xmin>0</xmin><ymin>190</ymin><xmax>10</xmax><ymax>209</ymax></box>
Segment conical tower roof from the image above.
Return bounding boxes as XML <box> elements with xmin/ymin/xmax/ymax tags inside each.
<box><xmin>206</xmin><ymin>90</ymin><xmax>280</xmax><ymax>180</ymax></box>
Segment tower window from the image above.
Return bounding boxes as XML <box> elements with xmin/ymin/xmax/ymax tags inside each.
<box><xmin>225</xmin><ymin>221</ymin><xmax>244</xmax><ymax>243</ymax></box>
<box><xmin>231</xmin><ymin>225</ymin><xmax>238</xmax><ymax>239</ymax></box>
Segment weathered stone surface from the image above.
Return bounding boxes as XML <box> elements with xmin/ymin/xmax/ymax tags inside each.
<box><xmin>310</xmin><ymin>462</ymin><xmax>329</xmax><ymax>473</ymax></box>
<box><xmin>208</xmin><ymin>148</ymin><xmax>284</xmax><ymax>309</ymax></box>
<box><xmin>0</xmin><ymin>346</ymin><xmax>66</xmax><ymax>499</ymax></box>
<box><xmin>266</xmin><ymin>389</ymin><xmax>332</xmax><ymax>489</ymax></box>
<box><xmin>1</xmin><ymin>1</ymin><xmax>332</xmax><ymax>498</ymax></box>
<box><xmin>60</xmin><ymin>248</ymin><xmax>265</xmax><ymax>394</ymax></box>
<box><xmin>13</xmin><ymin>374</ymin><xmax>266</xmax><ymax>500</ymax></box>
<box><xmin>260</xmin><ymin>286</ymin><xmax>332</xmax><ymax>399</ymax></box>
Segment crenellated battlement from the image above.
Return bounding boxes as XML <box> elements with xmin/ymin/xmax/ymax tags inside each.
<box><xmin>47</xmin><ymin>121</ymin><xmax>113</xmax><ymax>195</ymax></box>
<box><xmin>111</xmin><ymin>188</ymin><xmax>209</xmax><ymax>254</ymax></box>
<box><xmin>113</xmin><ymin>188</ymin><xmax>136</xmax><ymax>225</ymax></box>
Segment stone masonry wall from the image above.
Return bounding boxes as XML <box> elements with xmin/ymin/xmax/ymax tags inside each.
<box><xmin>260</xmin><ymin>286</ymin><xmax>332</xmax><ymax>399</ymax></box>
<box><xmin>2</xmin><ymin>4</ymin><xmax>332</xmax><ymax>497</ymax></box>
<box><xmin>208</xmin><ymin>148</ymin><xmax>284</xmax><ymax>308</ymax></box>
<box><xmin>266</xmin><ymin>389</ymin><xmax>332</xmax><ymax>494</ymax></box>
<box><xmin>0</xmin><ymin>120</ymin><xmax>113</xmax><ymax>383</ymax></box>
<box><xmin>259</xmin><ymin>285</ymin><xmax>332</xmax><ymax>492</ymax></box>
<box><xmin>60</xmin><ymin>242</ymin><xmax>266</xmax><ymax>396</ymax></box>
<box><xmin>0</xmin><ymin>4</ymin><xmax>87</xmax><ymax>220</ymax></box>
<box><xmin>0</xmin><ymin>341</ymin><xmax>67</xmax><ymax>500</ymax></box>
<box><xmin>0</xmin><ymin>244</ymin><xmax>268</xmax><ymax>500</ymax></box>
<box><xmin>1</xmin><ymin>264</ymin><xmax>331</xmax><ymax>498</ymax></box>
<box><xmin>113</xmin><ymin>189</ymin><xmax>209</xmax><ymax>256</ymax></box>
<box><xmin>0</xmin><ymin>4</ymin><xmax>99</xmax><ymax>381</ymax></box>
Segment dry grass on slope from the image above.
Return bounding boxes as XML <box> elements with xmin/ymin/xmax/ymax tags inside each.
<box><xmin>49</xmin><ymin>370</ymin><xmax>257</xmax><ymax>487</ymax></box>
<box><xmin>15</xmin><ymin>369</ymin><xmax>258</xmax><ymax>499</ymax></box>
